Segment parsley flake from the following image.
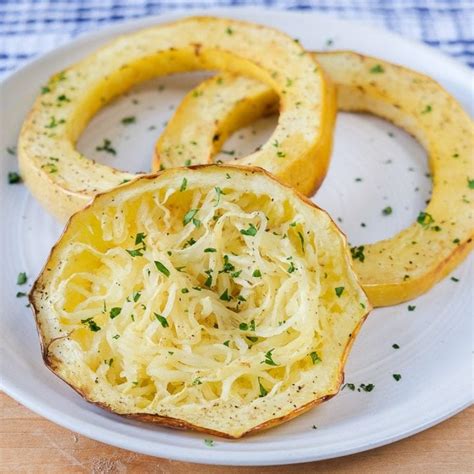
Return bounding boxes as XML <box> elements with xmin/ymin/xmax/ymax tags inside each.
<box><xmin>351</xmin><ymin>245</ymin><xmax>365</xmax><ymax>262</ymax></box>
<box><xmin>310</xmin><ymin>351</ymin><xmax>321</xmax><ymax>364</ymax></box>
<box><xmin>258</xmin><ymin>378</ymin><xmax>268</xmax><ymax>397</ymax></box>
<box><xmin>8</xmin><ymin>172</ymin><xmax>21</xmax><ymax>184</ymax></box>
<box><xmin>17</xmin><ymin>272</ymin><xmax>27</xmax><ymax>285</ymax></box>
<box><xmin>240</xmin><ymin>223</ymin><xmax>257</xmax><ymax>236</ymax></box>
<box><xmin>154</xmin><ymin>313</ymin><xmax>169</xmax><ymax>327</ymax></box>
<box><xmin>370</xmin><ymin>64</ymin><xmax>384</xmax><ymax>74</ymax></box>
<box><xmin>220</xmin><ymin>289</ymin><xmax>232</xmax><ymax>301</ymax></box>
<box><xmin>96</xmin><ymin>138</ymin><xmax>116</xmax><ymax>155</ymax></box>
<box><xmin>109</xmin><ymin>307</ymin><xmax>121</xmax><ymax>319</ymax></box>
<box><xmin>262</xmin><ymin>349</ymin><xmax>278</xmax><ymax>366</ymax></box>
<box><xmin>121</xmin><ymin>116</ymin><xmax>136</xmax><ymax>125</ymax></box>
<box><xmin>81</xmin><ymin>317</ymin><xmax>101</xmax><ymax>332</ymax></box>
<box><xmin>335</xmin><ymin>286</ymin><xmax>345</xmax><ymax>297</ymax></box>
<box><xmin>154</xmin><ymin>260</ymin><xmax>170</xmax><ymax>277</ymax></box>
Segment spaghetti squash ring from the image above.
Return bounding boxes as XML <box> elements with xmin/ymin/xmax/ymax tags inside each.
<box><xmin>153</xmin><ymin>51</ymin><xmax>474</xmax><ymax>307</ymax></box>
<box><xmin>18</xmin><ymin>16</ymin><xmax>335</xmax><ymax>222</ymax></box>
<box><xmin>30</xmin><ymin>165</ymin><xmax>370</xmax><ymax>438</ymax></box>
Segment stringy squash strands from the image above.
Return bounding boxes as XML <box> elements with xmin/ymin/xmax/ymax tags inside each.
<box><xmin>154</xmin><ymin>51</ymin><xmax>474</xmax><ymax>306</ymax></box>
<box><xmin>31</xmin><ymin>166</ymin><xmax>370</xmax><ymax>438</ymax></box>
<box><xmin>18</xmin><ymin>16</ymin><xmax>335</xmax><ymax>222</ymax></box>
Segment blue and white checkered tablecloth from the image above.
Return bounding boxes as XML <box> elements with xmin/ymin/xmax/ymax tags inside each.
<box><xmin>0</xmin><ymin>0</ymin><xmax>473</xmax><ymax>78</ymax></box>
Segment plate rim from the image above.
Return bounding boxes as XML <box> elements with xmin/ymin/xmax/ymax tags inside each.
<box><xmin>0</xmin><ymin>6</ymin><xmax>472</xmax><ymax>466</ymax></box>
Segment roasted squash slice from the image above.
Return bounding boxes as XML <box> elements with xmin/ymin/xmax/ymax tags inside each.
<box><xmin>31</xmin><ymin>165</ymin><xmax>370</xmax><ymax>438</ymax></box>
<box><xmin>18</xmin><ymin>16</ymin><xmax>335</xmax><ymax>222</ymax></box>
<box><xmin>154</xmin><ymin>52</ymin><xmax>474</xmax><ymax>306</ymax></box>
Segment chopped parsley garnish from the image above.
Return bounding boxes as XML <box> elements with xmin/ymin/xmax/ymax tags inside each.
<box><xmin>221</xmin><ymin>149</ymin><xmax>235</xmax><ymax>156</ymax></box>
<box><xmin>109</xmin><ymin>307</ymin><xmax>121</xmax><ymax>319</ymax></box>
<box><xmin>370</xmin><ymin>64</ymin><xmax>384</xmax><ymax>74</ymax></box>
<box><xmin>16</xmin><ymin>292</ymin><xmax>27</xmax><ymax>298</ymax></box>
<box><xmin>408</xmin><ymin>305</ymin><xmax>416</xmax><ymax>311</ymax></box>
<box><xmin>81</xmin><ymin>317</ymin><xmax>101</xmax><ymax>332</ymax></box>
<box><xmin>258</xmin><ymin>378</ymin><xmax>268</xmax><ymax>397</ymax></box>
<box><xmin>453</xmin><ymin>238</ymin><xmax>460</xmax><ymax>245</ymax></box>
<box><xmin>262</xmin><ymin>349</ymin><xmax>278</xmax><ymax>366</ymax></box>
<box><xmin>183</xmin><ymin>208</ymin><xmax>199</xmax><ymax>226</ymax></box>
<box><xmin>220</xmin><ymin>289</ymin><xmax>231</xmax><ymax>301</ymax></box>
<box><xmin>214</xmin><ymin>186</ymin><xmax>225</xmax><ymax>206</ymax></box>
<box><xmin>179</xmin><ymin>177</ymin><xmax>187</xmax><ymax>191</ymax></box>
<box><xmin>8</xmin><ymin>172</ymin><xmax>21</xmax><ymax>184</ymax></box>
<box><xmin>393</xmin><ymin>374</ymin><xmax>402</xmax><ymax>381</ymax></box>
<box><xmin>112</xmin><ymin>334</ymin><xmax>120</xmax><ymax>339</ymax></box>
<box><xmin>135</xmin><ymin>232</ymin><xmax>146</xmax><ymax>246</ymax></box>
<box><xmin>287</xmin><ymin>261</ymin><xmax>296</xmax><ymax>273</ymax></box>
<box><xmin>204</xmin><ymin>270</ymin><xmax>213</xmax><ymax>288</ymax></box>
<box><xmin>417</xmin><ymin>211</ymin><xmax>434</xmax><ymax>228</ymax></box>
<box><xmin>310</xmin><ymin>351</ymin><xmax>321</xmax><ymax>364</ymax></box>
<box><xmin>382</xmin><ymin>206</ymin><xmax>393</xmax><ymax>216</ymax></box>
<box><xmin>240</xmin><ymin>223</ymin><xmax>257</xmax><ymax>236</ymax></box>
<box><xmin>41</xmin><ymin>86</ymin><xmax>51</xmax><ymax>94</ymax></box>
<box><xmin>342</xmin><ymin>383</ymin><xmax>355</xmax><ymax>391</ymax></box>
<box><xmin>121</xmin><ymin>116</ymin><xmax>136</xmax><ymax>125</ymax></box>
<box><xmin>253</xmin><ymin>269</ymin><xmax>262</xmax><ymax>277</ymax></box>
<box><xmin>181</xmin><ymin>288</ymin><xmax>189</xmax><ymax>294</ymax></box>
<box><xmin>240</xmin><ymin>320</ymin><xmax>255</xmax><ymax>331</ymax></box>
<box><xmin>421</xmin><ymin>104</ymin><xmax>432</xmax><ymax>114</ymax></box>
<box><xmin>276</xmin><ymin>150</ymin><xmax>286</xmax><ymax>158</ymax></box>
<box><xmin>223</xmin><ymin>340</ymin><xmax>230</xmax><ymax>347</ymax></box>
<box><xmin>392</xmin><ymin>343</ymin><xmax>400</xmax><ymax>349</ymax></box>
<box><xmin>468</xmin><ymin>178</ymin><xmax>474</xmax><ymax>189</ymax></box>
<box><xmin>126</xmin><ymin>248</ymin><xmax>144</xmax><ymax>257</ymax></box>
<box><xmin>359</xmin><ymin>383</ymin><xmax>375</xmax><ymax>392</ymax></box>
<box><xmin>184</xmin><ymin>159</ymin><xmax>192</xmax><ymax>166</ymax></box>
<box><xmin>133</xmin><ymin>291</ymin><xmax>141</xmax><ymax>302</ymax></box>
<box><xmin>17</xmin><ymin>272</ymin><xmax>27</xmax><ymax>285</ymax></box>
<box><xmin>220</xmin><ymin>255</ymin><xmax>235</xmax><ymax>274</ymax></box>
<box><xmin>154</xmin><ymin>260</ymin><xmax>170</xmax><ymax>277</ymax></box>
<box><xmin>450</xmin><ymin>276</ymin><xmax>459</xmax><ymax>282</ymax></box>
<box><xmin>350</xmin><ymin>245</ymin><xmax>365</xmax><ymax>262</ymax></box>
<box><xmin>41</xmin><ymin>162</ymin><xmax>58</xmax><ymax>174</ymax></box>
<box><xmin>154</xmin><ymin>313</ymin><xmax>169</xmax><ymax>328</ymax></box>
<box><xmin>57</xmin><ymin>94</ymin><xmax>70</xmax><ymax>103</ymax></box>
<box><xmin>45</xmin><ymin>116</ymin><xmax>65</xmax><ymax>129</ymax></box>
<box><xmin>126</xmin><ymin>233</ymin><xmax>146</xmax><ymax>257</ymax></box>
<box><xmin>297</xmin><ymin>231</ymin><xmax>305</xmax><ymax>253</ymax></box>
<box><xmin>96</xmin><ymin>138</ymin><xmax>116</xmax><ymax>155</ymax></box>
<box><xmin>184</xmin><ymin>237</ymin><xmax>196</xmax><ymax>248</ymax></box>
<box><xmin>204</xmin><ymin>248</ymin><xmax>216</xmax><ymax>253</ymax></box>
<box><xmin>204</xmin><ymin>439</ymin><xmax>214</xmax><ymax>447</ymax></box>
<box><xmin>335</xmin><ymin>286</ymin><xmax>345</xmax><ymax>297</ymax></box>
<box><xmin>312</xmin><ymin>425</ymin><xmax>318</xmax><ymax>430</ymax></box>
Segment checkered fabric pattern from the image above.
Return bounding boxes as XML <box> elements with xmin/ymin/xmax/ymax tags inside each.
<box><xmin>0</xmin><ymin>0</ymin><xmax>473</xmax><ymax>78</ymax></box>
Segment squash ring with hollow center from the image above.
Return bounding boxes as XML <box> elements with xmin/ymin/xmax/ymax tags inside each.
<box><xmin>153</xmin><ymin>51</ymin><xmax>474</xmax><ymax>307</ymax></box>
<box><xmin>18</xmin><ymin>16</ymin><xmax>335</xmax><ymax>222</ymax></box>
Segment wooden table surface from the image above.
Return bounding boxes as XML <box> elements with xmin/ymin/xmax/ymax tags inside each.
<box><xmin>1</xmin><ymin>393</ymin><xmax>471</xmax><ymax>473</ymax></box>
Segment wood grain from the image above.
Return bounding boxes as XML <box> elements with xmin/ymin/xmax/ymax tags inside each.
<box><xmin>0</xmin><ymin>393</ymin><xmax>472</xmax><ymax>473</ymax></box>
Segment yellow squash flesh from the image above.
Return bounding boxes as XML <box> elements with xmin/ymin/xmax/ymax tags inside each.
<box><xmin>153</xmin><ymin>51</ymin><xmax>474</xmax><ymax>306</ymax></box>
<box><xmin>30</xmin><ymin>165</ymin><xmax>370</xmax><ymax>438</ymax></box>
<box><xmin>18</xmin><ymin>16</ymin><xmax>335</xmax><ymax>222</ymax></box>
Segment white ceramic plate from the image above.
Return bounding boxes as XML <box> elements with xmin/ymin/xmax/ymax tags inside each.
<box><xmin>0</xmin><ymin>8</ymin><xmax>472</xmax><ymax>466</ymax></box>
